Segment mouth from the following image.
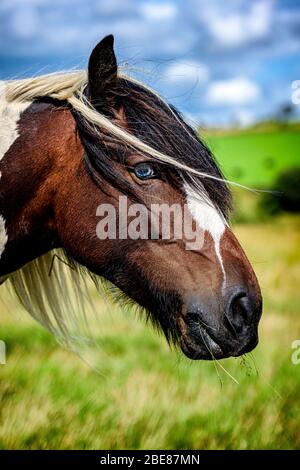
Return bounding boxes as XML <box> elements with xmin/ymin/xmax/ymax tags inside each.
<box><xmin>180</xmin><ymin>327</ymin><xmax>225</xmax><ymax>360</ymax></box>
<box><xmin>178</xmin><ymin>317</ymin><xmax>259</xmax><ymax>361</ymax></box>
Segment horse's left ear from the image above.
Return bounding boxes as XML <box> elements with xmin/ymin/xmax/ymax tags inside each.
<box><xmin>88</xmin><ymin>35</ymin><xmax>118</xmax><ymax>109</ymax></box>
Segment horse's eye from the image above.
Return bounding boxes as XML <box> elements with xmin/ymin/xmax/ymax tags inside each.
<box><xmin>134</xmin><ymin>162</ymin><xmax>157</xmax><ymax>180</ymax></box>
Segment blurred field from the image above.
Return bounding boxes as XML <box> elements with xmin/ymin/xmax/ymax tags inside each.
<box><xmin>0</xmin><ymin>214</ymin><xmax>300</xmax><ymax>449</ymax></box>
<box><xmin>205</xmin><ymin>128</ymin><xmax>300</xmax><ymax>187</ymax></box>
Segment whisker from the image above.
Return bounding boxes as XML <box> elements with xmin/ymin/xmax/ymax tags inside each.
<box><xmin>198</xmin><ymin>328</ymin><xmax>223</xmax><ymax>389</ymax></box>
<box><xmin>197</xmin><ymin>325</ymin><xmax>240</xmax><ymax>385</ymax></box>
<box><xmin>197</xmin><ymin>318</ymin><xmax>218</xmax><ymax>333</ymax></box>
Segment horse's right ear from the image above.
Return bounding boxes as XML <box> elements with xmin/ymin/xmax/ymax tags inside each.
<box><xmin>88</xmin><ymin>35</ymin><xmax>118</xmax><ymax>109</ymax></box>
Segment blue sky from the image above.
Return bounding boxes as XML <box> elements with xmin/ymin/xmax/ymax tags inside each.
<box><xmin>1</xmin><ymin>0</ymin><xmax>300</xmax><ymax>126</ymax></box>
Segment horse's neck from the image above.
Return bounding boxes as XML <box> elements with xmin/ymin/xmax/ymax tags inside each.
<box><xmin>0</xmin><ymin>93</ymin><xmax>78</xmax><ymax>277</ymax></box>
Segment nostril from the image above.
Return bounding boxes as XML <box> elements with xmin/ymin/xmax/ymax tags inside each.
<box><xmin>234</xmin><ymin>295</ymin><xmax>253</xmax><ymax>322</ymax></box>
<box><xmin>225</xmin><ymin>291</ymin><xmax>253</xmax><ymax>334</ymax></box>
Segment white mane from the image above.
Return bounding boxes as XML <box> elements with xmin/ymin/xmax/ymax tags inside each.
<box><xmin>5</xmin><ymin>70</ymin><xmax>239</xmax><ymax>187</ymax></box>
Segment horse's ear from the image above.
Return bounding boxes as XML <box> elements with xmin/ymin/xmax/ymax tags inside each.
<box><xmin>88</xmin><ymin>35</ymin><xmax>118</xmax><ymax>109</ymax></box>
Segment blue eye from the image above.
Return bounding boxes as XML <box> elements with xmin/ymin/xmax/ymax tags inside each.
<box><xmin>134</xmin><ymin>162</ymin><xmax>157</xmax><ymax>180</ymax></box>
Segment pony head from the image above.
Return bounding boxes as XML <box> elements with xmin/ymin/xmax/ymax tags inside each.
<box><xmin>1</xmin><ymin>36</ymin><xmax>262</xmax><ymax>360</ymax></box>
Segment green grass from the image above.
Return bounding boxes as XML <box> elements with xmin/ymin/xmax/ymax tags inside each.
<box><xmin>205</xmin><ymin>129</ymin><xmax>300</xmax><ymax>187</ymax></box>
<box><xmin>0</xmin><ymin>216</ymin><xmax>300</xmax><ymax>449</ymax></box>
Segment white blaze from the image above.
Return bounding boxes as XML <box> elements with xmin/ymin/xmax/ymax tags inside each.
<box><xmin>185</xmin><ymin>184</ymin><xmax>227</xmax><ymax>288</ymax></box>
<box><xmin>0</xmin><ymin>82</ymin><xmax>31</xmax><ymax>259</ymax></box>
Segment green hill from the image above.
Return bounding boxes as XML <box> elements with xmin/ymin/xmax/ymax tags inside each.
<box><xmin>204</xmin><ymin>129</ymin><xmax>300</xmax><ymax>188</ymax></box>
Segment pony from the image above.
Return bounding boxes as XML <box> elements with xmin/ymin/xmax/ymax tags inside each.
<box><xmin>0</xmin><ymin>35</ymin><xmax>262</xmax><ymax>360</ymax></box>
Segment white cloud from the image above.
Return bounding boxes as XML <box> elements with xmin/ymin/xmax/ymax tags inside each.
<box><xmin>164</xmin><ymin>61</ymin><xmax>210</xmax><ymax>85</ymax></box>
<box><xmin>206</xmin><ymin>77</ymin><xmax>260</xmax><ymax>106</ymax></box>
<box><xmin>203</xmin><ymin>1</ymin><xmax>272</xmax><ymax>47</ymax></box>
<box><xmin>140</xmin><ymin>2</ymin><xmax>178</xmax><ymax>21</ymax></box>
<box><xmin>233</xmin><ymin>108</ymin><xmax>256</xmax><ymax>127</ymax></box>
